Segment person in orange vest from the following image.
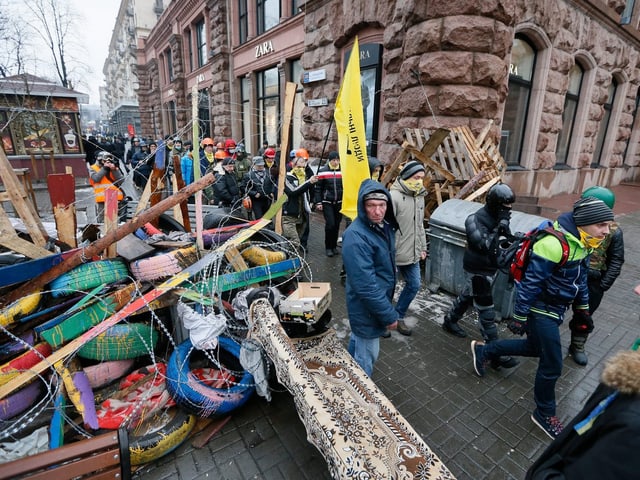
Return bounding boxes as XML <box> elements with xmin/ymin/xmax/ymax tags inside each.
<box><xmin>90</xmin><ymin>151</ymin><xmax>124</xmax><ymax>223</ymax></box>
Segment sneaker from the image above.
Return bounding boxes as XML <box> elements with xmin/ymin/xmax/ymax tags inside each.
<box><xmin>442</xmin><ymin>319</ymin><xmax>467</xmax><ymax>338</ymax></box>
<box><xmin>397</xmin><ymin>320</ymin><xmax>412</xmax><ymax>336</ymax></box>
<box><xmin>490</xmin><ymin>356</ymin><xmax>519</xmax><ymax>370</ymax></box>
<box><xmin>471</xmin><ymin>340</ymin><xmax>487</xmax><ymax>377</ymax></box>
<box><xmin>381</xmin><ymin>329</ymin><xmax>391</xmax><ymax>338</ymax></box>
<box><xmin>531</xmin><ymin>410</ymin><xmax>564</xmax><ymax>439</ymax></box>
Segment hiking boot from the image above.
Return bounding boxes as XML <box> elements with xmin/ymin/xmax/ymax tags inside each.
<box><xmin>442</xmin><ymin>319</ymin><xmax>467</xmax><ymax>338</ymax></box>
<box><xmin>471</xmin><ymin>340</ymin><xmax>487</xmax><ymax>377</ymax></box>
<box><xmin>531</xmin><ymin>410</ymin><xmax>564</xmax><ymax>439</ymax></box>
<box><xmin>381</xmin><ymin>329</ymin><xmax>391</xmax><ymax>338</ymax></box>
<box><xmin>332</xmin><ymin>248</ymin><xmax>340</xmax><ymax>255</ymax></box>
<box><xmin>397</xmin><ymin>320</ymin><xmax>412</xmax><ymax>336</ymax></box>
<box><xmin>326</xmin><ymin>249</ymin><xmax>334</xmax><ymax>257</ymax></box>
<box><xmin>490</xmin><ymin>356</ymin><xmax>519</xmax><ymax>370</ymax></box>
<box><xmin>569</xmin><ymin>335</ymin><xmax>588</xmax><ymax>366</ymax></box>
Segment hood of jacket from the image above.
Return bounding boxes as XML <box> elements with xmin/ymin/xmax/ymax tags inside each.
<box><xmin>601</xmin><ymin>350</ymin><xmax>640</xmax><ymax>395</ymax></box>
<box><xmin>357</xmin><ymin>179</ymin><xmax>399</xmax><ymax>230</ymax></box>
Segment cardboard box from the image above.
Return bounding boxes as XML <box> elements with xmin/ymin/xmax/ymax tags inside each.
<box><xmin>279</xmin><ymin>282</ymin><xmax>331</xmax><ymax>323</ymax></box>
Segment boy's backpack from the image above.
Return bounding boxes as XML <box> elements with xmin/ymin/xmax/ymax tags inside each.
<box><xmin>497</xmin><ymin>220</ymin><xmax>570</xmax><ymax>283</ymax></box>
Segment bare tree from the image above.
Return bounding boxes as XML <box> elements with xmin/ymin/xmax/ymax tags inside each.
<box><xmin>24</xmin><ymin>0</ymin><xmax>75</xmax><ymax>88</ymax></box>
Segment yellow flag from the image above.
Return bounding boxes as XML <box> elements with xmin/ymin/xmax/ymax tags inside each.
<box><xmin>334</xmin><ymin>37</ymin><xmax>370</xmax><ymax>221</ymax></box>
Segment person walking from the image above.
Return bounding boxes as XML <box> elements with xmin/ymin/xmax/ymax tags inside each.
<box><xmin>342</xmin><ymin>179</ymin><xmax>400</xmax><ymax>376</ymax></box>
<box><xmin>471</xmin><ymin>196</ymin><xmax>614</xmax><ymax>439</ymax></box>
<box><xmin>314</xmin><ymin>151</ymin><xmax>344</xmax><ymax>257</ymax></box>
<box><xmin>442</xmin><ymin>183</ymin><xmax>519</xmax><ymax>369</ymax></box>
<box><xmin>389</xmin><ymin>161</ymin><xmax>428</xmax><ymax>336</ymax></box>
<box><xmin>567</xmin><ymin>186</ymin><xmax>624</xmax><ymax>365</ymax></box>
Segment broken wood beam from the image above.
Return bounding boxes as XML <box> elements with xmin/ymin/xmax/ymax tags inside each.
<box><xmin>1</xmin><ymin>173</ymin><xmax>215</xmax><ymax>305</ymax></box>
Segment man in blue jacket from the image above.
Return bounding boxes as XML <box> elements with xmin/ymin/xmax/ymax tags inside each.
<box><xmin>471</xmin><ymin>197</ymin><xmax>614</xmax><ymax>439</ymax></box>
<box><xmin>342</xmin><ymin>179</ymin><xmax>400</xmax><ymax>376</ymax></box>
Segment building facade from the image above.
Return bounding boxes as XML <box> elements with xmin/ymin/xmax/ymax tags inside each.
<box><xmin>102</xmin><ymin>0</ymin><xmax>169</xmax><ymax>139</ymax></box>
<box><xmin>131</xmin><ymin>0</ymin><xmax>640</xmax><ymax>198</ymax></box>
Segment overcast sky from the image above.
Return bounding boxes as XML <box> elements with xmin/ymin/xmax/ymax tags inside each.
<box><xmin>70</xmin><ymin>0</ymin><xmax>120</xmax><ymax>104</ymax></box>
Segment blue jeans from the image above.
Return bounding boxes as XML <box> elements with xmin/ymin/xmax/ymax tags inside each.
<box><xmin>483</xmin><ymin>310</ymin><xmax>563</xmax><ymax>417</ymax></box>
<box><xmin>348</xmin><ymin>333</ymin><xmax>380</xmax><ymax>377</ymax></box>
<box><xmin>395</xmin><ymin>262</ymin><xmax>421</xmax><ymax>318</ymax></box>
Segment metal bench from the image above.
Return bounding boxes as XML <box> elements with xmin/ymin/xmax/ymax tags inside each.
<box><xmin>0</xmin><ymin>429</ymin><xmax>131</xmax><ymax>480</ymax></box>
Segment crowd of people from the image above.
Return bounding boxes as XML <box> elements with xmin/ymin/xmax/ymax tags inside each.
<box><xmin>81</xmin><ymin>132</ymin><xmax>639</xmax><ymax>474</ymax></box>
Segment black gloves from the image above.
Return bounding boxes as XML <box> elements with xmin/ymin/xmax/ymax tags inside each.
<box><xmin>508</xmin><ymin>314</ymin><xmax>528</xmax><ymax>335</ymax></box>
<box><xmin>569</xmin><ymin>309</ymin><xmax>594</xmax><ymax>334</ymax></box>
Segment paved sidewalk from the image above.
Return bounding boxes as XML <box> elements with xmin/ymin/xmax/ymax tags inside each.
<box><xmin>132</xmin><ymin>194</ymin><xmax>640</xmax><ymax>480</ymax></box>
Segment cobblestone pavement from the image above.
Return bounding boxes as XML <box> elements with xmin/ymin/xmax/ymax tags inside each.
<box><xmin>22</xmin><ymin>180</ymin><xmax>640</xmax><ymax>479</ymax></box>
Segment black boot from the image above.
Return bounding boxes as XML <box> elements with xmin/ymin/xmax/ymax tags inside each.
<box><xmin>442</xmin><ymin>316</ymin><xmax>467</xmax><ymax>338</ymax></box>
<box><xmin>569</xmin><ymin>334</ymin><xmax>588</xmax><ymax>366</ymax></box>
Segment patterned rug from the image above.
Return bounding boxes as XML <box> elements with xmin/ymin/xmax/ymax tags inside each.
<box><xmin>249</xmin><ymin>300</ymin><xmax>455</xmax><ymax>479</ymax></box>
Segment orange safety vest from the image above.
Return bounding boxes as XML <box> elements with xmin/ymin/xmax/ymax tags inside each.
<box><xmin>89</xmin><ymin>164</ymin><xmax>124</xmax><ymax>203</ymax></box>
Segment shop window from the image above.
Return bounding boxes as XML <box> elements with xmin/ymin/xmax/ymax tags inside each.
<box><xmin>592</xmin><ymin>78</ymin><xmax>617</xmax><ymax>167</ymax></box>
<box><xmin>501</xmin><ymin>36</ymin><xmax>536</xmax><ymax>166</ymax></box>
<box><xmin>257</xmin><ymin>0</ymin><xmax>279</xmax><ymax>35</ymax></box>
<box><xmin>241</xmin><ymin>77</ymin><xmax>252</xmax><ymax>148</ymax></box>
<box><xmin>343</xmin><ymin>43</ymin><xmax>383</xmax><ymax>157</ymax></box>
<box><xmin>291</xmin><ymin>59</ymin><xmax>303</xmax><ymax>151</ymax></box>
<box><xmin>257</xmin><ymin>67</ymin><xmax>280</xmax><ymax>146</ymax></box>
<box><xmin>556</xmin><ymin>63</ymin><xmax>583</xmax><ymax>166</ymax></box>
<box><xmin>166</xmin><ymin>48</ymin><xmax>174</xmax><ymax>82</ymax></box>
<box><xmin>196</xmin><ymin>19</ymin><xmax>207</xmax><ymax>68</ymax></box>
<box><xmin>198</xmin><ymin>89</ymin><xmax>211</xmax><ymax>139</ymax></box>
<box><xmin>185</xmin><ymin>28</ymin><xmax>194</xmax><ymax>72</ymax></box>
<box><xmin>239</xmin><ymin>0</ymin><xmax>248</xmax><ymax>44</ymax></box>
<box><xmin>623</xmin><ymin>86</ymin><xmax>640</xmax><ymax>163</ymax></box>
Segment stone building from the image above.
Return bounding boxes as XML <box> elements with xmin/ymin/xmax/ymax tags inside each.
<box><xmin>102</xmin><ymin>0</ymin><xmax>168</xmax><ymax>138</ymax></box>
<box><xmin>132</xmin><ymin>0</ymin><xmax>640</xmax><ymax>198</ymax></box>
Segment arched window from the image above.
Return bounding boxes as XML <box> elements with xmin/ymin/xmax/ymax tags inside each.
<box><xmin>556</xmin><ymin>63</ymin><xmax>584</xmax><ymax>166</ymax></box>
<box><xmin>592</xmin><ymin>78</ymin><xmax>617</xmax><ymax>167</ymax></box>
<box><xmin>623</xmin><ymin>85</ymin><xmax>640</xmax><ymax>163</ymax></box>
<box><xmin>501</xmin><ymin>36</ymin><xmax>536</xmax><ymax>166</ymax></box>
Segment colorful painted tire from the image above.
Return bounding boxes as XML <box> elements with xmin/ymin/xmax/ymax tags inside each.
<box><xmin>0</xmin><ymin>342</ymin><xmax>52</xmax><ymax>387</ymax></box>
<box><xmin>0</xmin><ymin>330</ymin><xmax>35</xmax><ymax>363</ymax></box>
<box><xmin>77</xmin><ymin>323</ymin><xmax>159</xmax><ymax>361</ymax></box>
<box><xmin>0</xmin><ymin>292</ymin><xmax>42</xmax><ymax>328</ymax></box>
<box><xmin>0</xmin><ymin>381</ymin><xmax>43</xmax><ymax>420</ymax></box>
<box><xmin>84</xmin><ymin>359</ymin><xmax>136</xmax><ymax>389</ymax></box>
<box><xmin>129</xmin><ymin>245</ymin><xmax>199</xmax><ymax>282</ymax></box>
<box><xmin>129</xmin><ymin>407</ymin><xmax>196</xmax><ymax>466</ymax></box>
<box><xmin>49</xmin><ymin>259</ymin><xmax>130</xmax><ymax>297</ymax></box>
<box><xmin>166</xmin><ymin>337</ymin><xmax>255</xmax><ymax>418</ymax></box>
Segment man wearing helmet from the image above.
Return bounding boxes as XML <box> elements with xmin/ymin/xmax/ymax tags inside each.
<box><xmin>89</xmin><ymin>152</ymin><xmax>124</xmax><ymax>223</ymax></box>
<box><xmin>567</xmin><ymin>186</ymin><xmax>624</xmax><ymax>365</ymax></box>
<box><xmin>442</xmin><ymin>183</ymin><xmax>518</xmax><ymax>370</ymax></box>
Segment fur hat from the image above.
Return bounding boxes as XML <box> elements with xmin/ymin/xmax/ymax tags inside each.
<box><xmin>400</xmin><ymin>161</ymin><xmax>425</xmax><ymax>180</ymax></box>
<box><xmin>601</xmin><ymin>350</ymin><xmax>640</xmax><ymax>394</ymax></box>
<box><xmin>573</xmin><ymin>197</ymin><xmax>614</xmax><ymax>226</ymax></box>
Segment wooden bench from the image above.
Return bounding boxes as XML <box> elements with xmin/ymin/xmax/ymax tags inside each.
<box><xmin>0</xmin><ymin>429</ymin><xmax>131</xmax><ymax>480</ymax></box>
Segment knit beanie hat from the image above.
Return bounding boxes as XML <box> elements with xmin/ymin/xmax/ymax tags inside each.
<box><xmin>400</xmin><ymin>161</ymin><xmax>425</xmax><ymax>180</ymax></box>
<box><xmin>363</xmin><ymin>191</ymin><xmax>388</xmax><ymax>202</ymax></box>
<box><xmin>572</xmin><ymin>197</ymin><xmax>614</xmax><ymax>226</ymax></box>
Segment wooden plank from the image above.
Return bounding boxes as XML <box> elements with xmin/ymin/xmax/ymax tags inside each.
<box><xmin>225</xmin><ymin>245</ymin><xmax>250</xmax><ymax>272</ymax></box>
<box><xmin>104</xmin><ymin>188</ymin><xmax>118</xmax><ymax>258</ymax></box>
<box><xmin>441</xmin><ymin>136</ymin><xmax>461</xmax><ymax>179</ymax></box>
<box><xmin>0</xmin><ymin>149</ymin><xmax>48</xmax><ymax>247</ymax></box>
<box><xmin>275</xmin><ymin>81</ymin><xmax>298</xmax><ymax>235</ymax></box>
<box><xmin>402</xmin><ymin>142</ymin><xmax>455</xmax><ymax>182</ymax></box>
<box><xmin>2</xmin><ymin>173</ymin><xmax>216</xmax><ymax>305</ymax></box>
<box><xmin>0</xmin><ymin>194</ymin><xmax>287</xmax><ymax>399</ymax></box>
<box><xmin>434</xmin><ymin>183</ymin><xmax>443</xmax><ymax>205</ymax></box>
<box><xmin>47</xmin><ymin>174</ymin><xmax>75</xmax><ymax>207</ymax></box>
<box><xmin>475</xmin><ymin>120</ymin><xmax>494</xmax><ymax>148</ymax></box>
<box><xmin>171</xmin><ymin>155</ymin><xmax>191</xmax><ymax>232</ymax></box>
<box><xmin>463</xmin><ymin>176</ymin><xmax>500</xmax><ymax>202</ymax></box>
<box><xmin>0</xmin><ymin>204</ymin><xmax>51</xmax><ymax>258</ymax></box>
<box><xmin>53</xmin><ymin>205</ymin><xmax>77</xmax><ymax>248</ymax></box>
<box><xmin>192</xmin><ymin>415</ymin><xmax>231</xmax><ymax>449</ymax></box>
